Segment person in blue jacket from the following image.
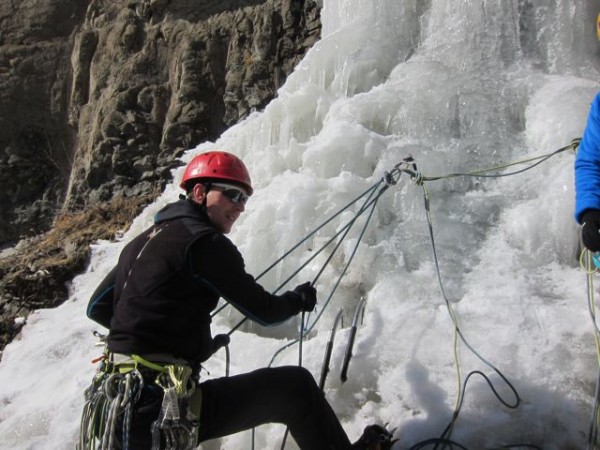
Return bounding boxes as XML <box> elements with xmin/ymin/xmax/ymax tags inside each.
<box><xmin>81</xmin><ymin>150</ymin><xmax>394</xmax><ymax>450</ymax></box>
<box><xmin>575</xmin><ymin>92</ymin><xmax>600</xmax><ymax>251</ymax></box>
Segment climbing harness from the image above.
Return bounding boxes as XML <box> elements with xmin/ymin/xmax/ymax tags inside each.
<box><xmin>78</xmin><ymin>340</ymin><xmax>201</xmax><ymax>450</ymax></box>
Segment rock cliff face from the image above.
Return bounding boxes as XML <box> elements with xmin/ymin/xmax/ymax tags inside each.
<box><xmin>0</xmin><ymin>0</ymin><xmax>321</xmax><ymax>355</ymax></box>
<box><xmin>0</xmin><ymin>0</ymin><xmax>320</xmax><ymax>244</ymax></box>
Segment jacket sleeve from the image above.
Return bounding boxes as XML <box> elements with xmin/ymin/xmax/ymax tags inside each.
<box><xmin>186</xmin><ymin>233</ymin><xmax>303</xmax><ymax>326</ymax></box>
<box><xmin>575</xmin><ymin>92</ymin><xmax>600</xmax><ymax>223</ymax></box>
<box><xmin>86</xmin><ymin>265</ymin><xmax>117</xmax><ymax>329</ymax></box>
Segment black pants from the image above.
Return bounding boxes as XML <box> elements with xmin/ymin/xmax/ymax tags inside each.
<box><xmin>126</xmin><ymin>366</ymin><xmax>353</xmax><ymax>449</ymax></box>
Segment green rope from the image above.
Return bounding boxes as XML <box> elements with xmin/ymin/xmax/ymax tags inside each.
<box><xmin>404</xmin><ymin>140</ymin><xmax>579</xmax><ymax>184</ymax></box>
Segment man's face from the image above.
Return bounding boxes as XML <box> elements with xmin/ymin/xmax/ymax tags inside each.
<box><xmin>193</xmin><ymin>183</ymin><xmax>248</xmax><ymax>234</ymax></box>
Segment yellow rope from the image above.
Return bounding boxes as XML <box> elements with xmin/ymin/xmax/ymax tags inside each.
<box><xmin>423</xmin><ymin>182</ymin><xmax>463</xmax><ymax>427</ymax></box>
<box><xmin>407</xmin><ymin>142</ymin><xmax>578</xmax><ymax>440</ymax></box>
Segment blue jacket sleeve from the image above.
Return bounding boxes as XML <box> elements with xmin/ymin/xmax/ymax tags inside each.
<box><xmin>575</xmin><ymin>92</ymin><xmax>600</xmax><ymax>223</ymax></box>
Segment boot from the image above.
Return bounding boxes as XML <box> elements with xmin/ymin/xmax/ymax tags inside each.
<box><xmin>351</xmin><ymin>424</ymin><xmax>395</xmax><ymax>450</ymax></box>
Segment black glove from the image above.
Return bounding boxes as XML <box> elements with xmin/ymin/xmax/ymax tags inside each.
<box><xmin>211</xmin><ymin>333</ymin><xmax>230</xmax><ymax>354</ymax></box>
<box><xmin>352</xmin><ymin>424</ymin><xmax>394</xmax><ymax>450</ymax></box>
<box><xmin>582</xmin><ymin>210</ymin><xmax>600</xmax><ymax>251</ymax></box>
<box><xmin>293</xmin><ymin>282</ymin><xmax>317</xmax><ymax>312</ymax></box>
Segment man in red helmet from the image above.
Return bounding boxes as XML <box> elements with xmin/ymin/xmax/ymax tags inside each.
<box><xmin>82</xmin><ymin>151</ymin><xmax>393</xmax><ymax>450</ymax></box>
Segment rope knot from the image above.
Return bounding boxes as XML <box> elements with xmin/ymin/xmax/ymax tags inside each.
<box><xmin>412</xmin><ymin>171</ymin><xmax>424</xmax><ymax>186</ymax></box>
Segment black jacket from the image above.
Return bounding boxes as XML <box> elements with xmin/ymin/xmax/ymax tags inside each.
<box><xmin>88</xmin><ymin>199</ymin><xmax>303</xmax><ymax>362</ymax></box>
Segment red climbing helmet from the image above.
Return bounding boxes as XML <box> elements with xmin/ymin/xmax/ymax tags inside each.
<box><xmin>180</xmin><ymin>151</ymin><xmax>253</xmax><ymax>195</ymax></box>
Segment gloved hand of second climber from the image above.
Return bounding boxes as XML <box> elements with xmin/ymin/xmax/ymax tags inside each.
<box><xmin>582</xmin><ymin>209</ymin><xmax>600</xmax><ymax>252</ymax></box>
<box><xmin>292</xmin><ymin>282</ymin><xmax>317</xmax><ymax>312</ymax></box>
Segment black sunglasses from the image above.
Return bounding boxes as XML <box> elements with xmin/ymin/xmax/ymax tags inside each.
<box><xmin>211</xmin><ymin>184</ymin><xmax>249</xmax><ymax>205</ymax></box>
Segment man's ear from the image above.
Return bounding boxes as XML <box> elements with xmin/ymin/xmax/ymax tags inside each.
<box><xmin>192</xmin><ymin>183</ymin><xmax>206</xmax><ymax>203</ymax></box>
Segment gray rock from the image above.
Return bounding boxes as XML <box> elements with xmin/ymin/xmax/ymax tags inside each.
<box><xmin>0</xmin><ymin>0</ymin><xmax>321</xmax><ymax>245</ymax></box>
<box><xmin>0</xmin><ymin>0</ymin><xmax>321</xmax><ymax>356</ymax></box>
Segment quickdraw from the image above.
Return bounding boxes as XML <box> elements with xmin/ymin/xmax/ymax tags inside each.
<box><xmin>151</xmin><ymin>363</ymin><xmax>200</xmax><ymax>450</ymax></box>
